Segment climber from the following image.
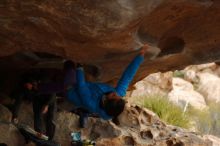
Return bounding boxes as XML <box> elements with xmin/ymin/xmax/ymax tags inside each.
<box><xmin>65</xmin><ymin>44</ymin><xmax>148</xmax><ymax>127</ymax></box>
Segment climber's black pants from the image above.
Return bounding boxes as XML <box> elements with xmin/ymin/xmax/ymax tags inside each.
<box><xmin>33</xmin><ymin>94</ymin><xmax>56</xmax><ymax>140</ymax></box>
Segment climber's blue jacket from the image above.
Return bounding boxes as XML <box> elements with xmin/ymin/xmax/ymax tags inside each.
<box><xmin>67</xmin><ymin>55</ymin><xmax>144</xmax><ymax>120</ymax></box>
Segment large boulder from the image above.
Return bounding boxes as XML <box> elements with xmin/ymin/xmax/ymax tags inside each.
<box><xmin>1</xmin><ymin>0</ymin><xmax>220</xmax><ymax>84</ymax></box>
<box><xmin>0</xmin><ymin>102</ymin><xmax>211</xmax><ymax>146</ymax></box>
<box><xmin>184</xmin><ymin>63</ymin><xmax>217</xmax><ymax>83</ymax></box>
<box><xmin>96</xmin><ymin>104</ymin><xmax>210</xmax><ymax>146</ymax></box>
<box><xmin>197</xmin><ymin>73</ymin><xmax>220</xmax><ymax>103</ymax></box>
<box><xmin>127</xmin><ymin>72</ymin><xmax>172</xmax><ymax>104</ymax></box>
<box><xmin>168</xmin><ymin>77</ymin><xmax>207</xmax><ymax>109</ymax></box>
<box><xmin>128</xmin><ymin>73</ymin><xmax>208</xmax><ymax>110</ymax></box>
<box><xmin>54</xmin><ymin>104</ymin><xmax>210</xmax><ymax>146</ymax></box>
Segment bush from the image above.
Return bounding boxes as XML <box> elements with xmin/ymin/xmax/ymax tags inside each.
<box><xmin>173</xmin><ymin>70</ymin><xmax>185</xmax><ymax>78</ymax></box>
<box><xmin>140</xmin><ymin>95</ymin><xmax>190</xmax><ymax>128</ymax></box>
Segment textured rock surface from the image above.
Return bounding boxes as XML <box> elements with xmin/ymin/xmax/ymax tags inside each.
<box><xmin>0</xmin><ymin>104</ymin><xmax>25</xmax><ymax>146</ymax></box>
<box><xmin>1</xmin><ymin>0</ymin><xmax>220</xmax><ymax>83</ymax></box>
<box><xmin>0</xmin><ymin>104</ymin><xmax>12</xmax><ymax>122</ymax></box>
<box><xmin>0</xmin><ymin>103</ymin><xmax>211</xmax><ymax>146</ymax></box>
<box><xmin>0</xmin><ymin>123</ymin><xmax>25</xmax><ymax>146</ymax></box>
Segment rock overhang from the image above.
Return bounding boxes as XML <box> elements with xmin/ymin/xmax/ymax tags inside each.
<box><xmin>0</xmin><ymin>0</ymin><xmax>220</xmax><ymax>84</ymax></box>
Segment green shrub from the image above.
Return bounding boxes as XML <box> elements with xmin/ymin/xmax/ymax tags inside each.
<box><xmin>173</xmin><ymin>70</ymin><xmax>185</xmax><ymax>78</ymax></box>
<box><xmin>140</xmin><ymin>95</ymin><xmax>190</xmax><ymax>128</ymax></box>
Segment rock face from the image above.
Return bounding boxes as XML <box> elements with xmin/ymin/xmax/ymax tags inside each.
<box><xmin>0</xmin><ymin>105</ymin><xmax>25</xmax><ymax>146</ymax></box>
<box><xmin>0</xmin><ymin>123</ymin><xmax>26</xmax><ymax>146</ymax></box>
<box><xmin>0</xmin><ymin>104</ymin><xmax>12</xmax><ymax>122</ymax></box>
<box><xmin>1</xmin><ymin>0</ymin><xmax>220</xmax><ymax>83</ymax></box>
<box><xmin>0</xmin><ymin>103</ymin><xmax>211</xmax><ymax>146</ymax></box>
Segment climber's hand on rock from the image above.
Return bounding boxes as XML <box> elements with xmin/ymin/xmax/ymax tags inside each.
<box><xmin>140</xmin><ymin>44</ymin><xmax>148</xmax><ymax>56</ymax></box>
